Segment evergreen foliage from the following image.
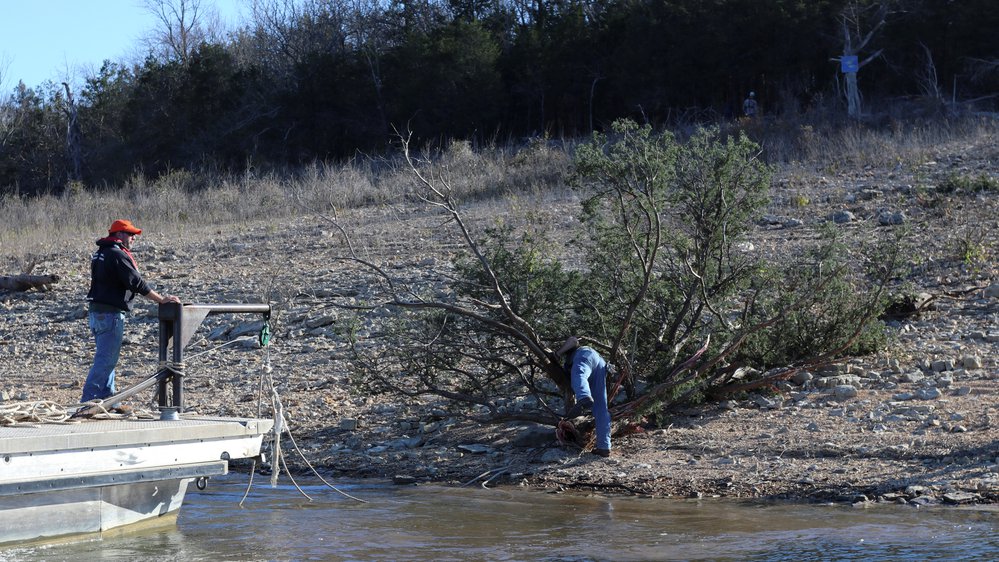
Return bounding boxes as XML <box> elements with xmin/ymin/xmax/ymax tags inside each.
<box><xmin>572</xmin><ymin>121</ymin><xmax>774</xmax><ymax>387</ymax></box>
<box><xmin>2</xmin><ymin>0</ymin><xmax>998</xmax><ymax>195</ymax></box>
<box><xmin>349</xmin><ymin>119</ymin><xmax>899</xmax><ymax>421</ymax></box>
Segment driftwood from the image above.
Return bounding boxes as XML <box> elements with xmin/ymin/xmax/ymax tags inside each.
<box><xmin>0</xmin><ymin>273</ymin><xmax>60</xmax><ymax>292</ymax></box>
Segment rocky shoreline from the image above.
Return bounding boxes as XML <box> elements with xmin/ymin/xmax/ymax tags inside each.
<box><xmin>2</xmin><ymin>132</ymin><xmax>998</xmax><ymax>507</ymax></box>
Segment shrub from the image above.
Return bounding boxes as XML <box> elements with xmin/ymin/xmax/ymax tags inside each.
<box><xmin>937</xmin><ymin>173</ymin><xmax>999</xmax><ymax>194</ymax></box>
<box><xmin>344</xmin><ymin>120</ymin><xmax>902</xmax><ymax>424</ymax></box>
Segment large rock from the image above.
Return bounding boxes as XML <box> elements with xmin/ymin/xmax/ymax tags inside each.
<box><xmin>511</xmin><ymin>424</ymin><xmax>556</xmax><ymax>447</ymax></box>
<box><xmin>878</xmin><ymin>211</ymin><xmax>906</xmax><ymax>225</ymax></box>
<box><xmin>943</xmin><ymin>492</ymin><xmax>980</xmax><ymax>505</ymax></box>
<box><xmin>539</xmin><ymin>448</ymin><xmax>571</xmax><ymax>463</ymax></box>
<box><xmin>815</xmin><ymin>375</ymin><xmax>863</xmax><ymax>389</ymax></box>
<box><xmin>915</xmin><ymin>387</ymin><xmax>942</xmax><ymax>400</ymax></box>
<box><xmin>930</xmin><ymin>359</ymin><xmax>954</xmax><ymax>372</ymax></box>
<box><xmin>791</xmin><ymin>371</ymin><xmax>813</xmax><ymax>386</ymax></box>
<box><xmin>305</xmin><ymin>314</ymin><xmax>337</xmax><ymax>329</ymax></box>
<box><xmin>831</xmin><ymin>210</ymin><xmax>856</xmax><ymax>224</ymax></box>
<box><xmin>230</xmin><ymin>320</ymin><xmax>266</xmax><ymax>338</ymax></box>
<box><xmin>833</xmin><ymin>385</ymin><xmax>859</xmax><ymax>401</ymax></box>
<box><xmin>962</xmin><ymin>355</ymin><xmax>983</xmax><ymax>369</ymax></box>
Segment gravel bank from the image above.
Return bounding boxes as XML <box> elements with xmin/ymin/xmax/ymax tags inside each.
<box><xmin>2</xmin><ymin>133</ymin><xmax>997</xmax><ymax>506</ymax></box>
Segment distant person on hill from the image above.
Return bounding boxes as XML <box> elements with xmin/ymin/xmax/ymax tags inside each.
<box><xmin>558</xmin><ymin>336</ymin><xmax>612</xmax><ymax>457</ymax></box>
<box><xmin>743</xmin><ymin>91</ymin><xmax>758</xmax><ymax>118</ymax></box>
<box><xmin>81</xmin><ymin>219</ymin><xmax>180</xmax><ymax>411</ymax></box>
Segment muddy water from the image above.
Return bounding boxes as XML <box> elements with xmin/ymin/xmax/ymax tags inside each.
<box><xmin>5</xmin><ymin>476</ymin><xmax>997</xmax><ymax>561</ymax></box>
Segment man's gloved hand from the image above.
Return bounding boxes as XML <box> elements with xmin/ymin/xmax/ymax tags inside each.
<box><xmin>564</xmin><ymin>396</ymin><xmax>593</xmax><ymax>419</ymax></box>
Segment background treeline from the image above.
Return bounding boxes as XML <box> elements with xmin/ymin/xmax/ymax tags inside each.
<box><xmin>1</xmin><ymin>0</ymin><xmax>997</xmax><ymax>196</ymax></box>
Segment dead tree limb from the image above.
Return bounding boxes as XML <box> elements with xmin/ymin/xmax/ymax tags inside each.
<box><xmin>0</xmin><ymin>274</ymin><xmax>60</xmax><ymax>292</ymax></box>
<box><xmin>316</xmin><ymin>129</ymin><xmax>572</xmax><ymax>397</ymax></box>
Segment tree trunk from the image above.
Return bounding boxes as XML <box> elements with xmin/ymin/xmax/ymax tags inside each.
<box><xmin>62</xmin><ymin>83</ymin><xmax>82</xmax><ymax>183</ymax></box>
<box><xmin>837</xmin><ymin>2</ymin><xmax>888</xmax><ymax>119</ymax></box>
<box><xmin>845</xmin><ymin>71</ymin><xmax>860</xmax><ymax>117</ymax></box>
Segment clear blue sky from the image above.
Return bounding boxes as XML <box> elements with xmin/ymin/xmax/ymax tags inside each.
<box><xmin>0</xmin><ymin>0</ymin><xmax>247</xmax><ymax>91</ymax></box>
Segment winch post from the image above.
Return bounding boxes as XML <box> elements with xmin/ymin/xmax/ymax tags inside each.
<box><xmin>157</xmin><ymin>302</ymin><xmax>271</xmax><ymax>414</ymax></box>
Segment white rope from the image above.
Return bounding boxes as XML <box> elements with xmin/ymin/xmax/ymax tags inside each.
<box><xmin>157</xmin><ymin>360</ymin><xmax>187</xmax><ymax>372</ymax></box>
<box><xmin>270</xmin><ymin>388</ymin><xmax>284</xmax><ymax>488</ymax></box>
<box><xmin>0</xmin><ymin>400</ymin><xmax>76</xmax><ymax>425</ymax></box>
<box><xmin>73</xmin><ymin>399</ymin><xmax>158</xmax><ymax>420</ymax></box>
<box><xmin>239</xmin><ymin>459</ymin><xmax>257</xmax><ymax>509</ymax></box>
<box><xmin>261</xmin><ymin>353</ymin><xmax>314</xmax><ymax>501</ymax></box>
<box><xmin>183</xmin><ymin>336</ymin><xmax>258</xmax><ymax>362</ymax></box>
<box><xmin>0</xmin><ymin>400</ymin><xmax>152</xmax><ymax>424</ymax></box>
<box><xmin>256</xmin><ymin>347</ymin><xmax>368</xmax><ymax>503</ymax></box>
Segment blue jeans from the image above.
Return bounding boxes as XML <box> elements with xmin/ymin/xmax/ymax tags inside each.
<box><xmin>82</xmin><ymin>310</ymin><xmax>125</xmax><ymax>402</ymax></box>
<box><xmin>570</xmin><ymin>347</ymin><xmax>611</xmax><ymax>451</ymax></box>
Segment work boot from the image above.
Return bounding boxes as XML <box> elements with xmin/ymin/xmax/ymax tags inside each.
<box><xmin>564</xmin><ymin>396</ymin><xmax>593</xmax><ymax>419</ymax></box>
<box><xmin>591</xmin><ymin>448</ymin><xmax>610</xmax><ymax>458</ymax></box>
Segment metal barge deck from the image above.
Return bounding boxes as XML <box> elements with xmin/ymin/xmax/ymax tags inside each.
<box><xmin>0</xmin><ymin>415</ymin><xmax>272</xmax><ymax>546</ymax></box>
<box><xmin>0</xmin><ymin>301</ymin><xmax>276</xmax><ymax>546</ymax></box>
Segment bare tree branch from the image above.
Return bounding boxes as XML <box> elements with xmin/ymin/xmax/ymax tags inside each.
<box><xmin>142</xmin><ymin>0</ymin><xmax>221</xmax><ymax>63</ymax></box>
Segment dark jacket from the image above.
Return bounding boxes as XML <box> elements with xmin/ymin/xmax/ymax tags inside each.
<box><xmin>86</xmin><ymin>237</ymin><xmax>151</xmax><ymax>312</ymax></box>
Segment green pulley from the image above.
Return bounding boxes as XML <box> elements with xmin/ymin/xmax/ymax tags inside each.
<box><xmin>259</xmin><ymin>322</ymin><xmax>271</xmax><ymax>347</ymax></box>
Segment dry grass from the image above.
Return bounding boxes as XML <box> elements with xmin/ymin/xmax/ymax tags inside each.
<box><xmin>0</xmin><ymin>141</ymin><xmax>574</xmax><ymax>258</ymax></box>
<box><xmin>1</xmin><ymin>116</ymin><xmax>994</xmax><ymax>261</ymax></box>
<box><xmin>757</xmin><ymin>114</ymin><xmax>997</xmax><ymax>171</ymax></box>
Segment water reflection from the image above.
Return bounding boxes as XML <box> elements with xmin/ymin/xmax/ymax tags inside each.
<box><xmin>4</xmin><ymin>475</ymin><xmax>997</xmax><ymax>561</ymax></box>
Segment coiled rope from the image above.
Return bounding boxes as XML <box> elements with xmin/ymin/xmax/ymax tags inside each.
<box><xmin>74</xmin><ymin>400</ymin><xmax>158</xmax><ymax>420</ymax></box>
<box><xmin>0</xmin><ymin>400</ymin><xmax>75</xmax><ymax>426</ymax></box>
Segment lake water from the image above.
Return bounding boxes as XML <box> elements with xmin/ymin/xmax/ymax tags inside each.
<box><xmin>4</xmin><ymin>475</ymin><xmax>997</xmax><ymax>561</ymax></box>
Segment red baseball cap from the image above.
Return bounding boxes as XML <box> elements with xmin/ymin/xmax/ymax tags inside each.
<box><xmin>108</xmin><ymin>219</ymin><xmax>142</xmax><ymax>235</ymax></box>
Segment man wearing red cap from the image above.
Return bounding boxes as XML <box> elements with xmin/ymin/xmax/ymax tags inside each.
<box><xmin>81</xmin><ymin>219</ymin><xmax>180</xmax><ymax>409</ymax></box>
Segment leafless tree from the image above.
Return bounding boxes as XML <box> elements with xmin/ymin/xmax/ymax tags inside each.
<box><xmin>0</xmin><ymin>58</ymin><xmax>25</xmax><ymax>153</ymax></box>
<box><xmin>240</xmin><ymin>0</ymin><xmax>351</xmax><ymax>82</ymax></box>
<box><xmin>834</xmin><ymin>1</ymin><xmax>889</xmax><ymax>118</ymax></box>
<box><xmin>346</xmin><ymin>0</ymin><xmax>395</xmax><ymax>135</ymax></box>
<box><xmin>313</xmin><ymin>132</ymin><xmax>574</xmax><ymax>424</ymax></box>
<box><xmin>0</xmin><ymin>54</ymin><xmax>10</xmax><ymax>90</ymax></box>
<box><xmin>142</xmin><ymin>0</ymin><xmax>222</xmax><ymax>63</ymax></box>
<box><xmin>916</xmin><ymin>43</ymin><xmax>943</xmax><ymax>102</ymax></box>
<box><xmin>61</xmin><ymin>83</ymin><xmax>82</xmax><ymax>183</ymax></box>
<box><xmin>967</xmin><ymin>58</ymin><xmax>999</xmax><ymax>83</ymax></box>
<box><xmin>965</xmin><ymin>58</ymin><xmax>999</xmax><ymax>107</ymax></box>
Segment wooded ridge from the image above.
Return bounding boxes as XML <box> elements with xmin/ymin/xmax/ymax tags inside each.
<box><xmin>1</xmin><ymin>0</ymin><xmax>997</xmax><ymax>196</ymax></box>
